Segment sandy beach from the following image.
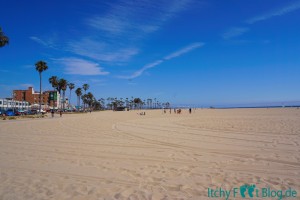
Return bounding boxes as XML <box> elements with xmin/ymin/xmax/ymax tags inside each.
<box><xmin>0</xmin><ymin>108</ymin><xmax>299</xmax><ymax>200</ymax></box>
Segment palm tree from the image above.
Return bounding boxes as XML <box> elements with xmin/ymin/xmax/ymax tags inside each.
<box><xmin>98</xmin><ymin>98</ymin><xmax>105</xmax><ymax>109</ymax></box>
<box><xmin>49</xmin><ymin>76</ymin><xmax>58</xmax><ymax>109</ymax></box>
<box><xmin>82</xmin><ymin>84</ymin><xmax>89</xmax><ymax>110</ymax></box>
<box><xmin>0</xmin><ymin>27</ymin><xmax>9</xmax><ymax>47</ymax></box>
<box><xmin>75</xmin><ymin>88</ymin><xmax>82</xmax><ymax>109</ymax></box>
<box><xmin>68</xmin><ymin>83</ymin><xmax>75</xmax><ymax>109</ymax></box>
<box><xmin>86</xmin><ymin>92</ymin><xmax>94</xmax><ymax>109</ymax></box>
<box><xmin>107</xmin><ymin>97</ymin><xmax>114</xmax><ymax>110</ymax></box>
<box><xmin>82</xmin><ymin>84</ymin><xmax>89</xmax><ymax>94</ymax></box>
<box><xmin>81</xmin><ymin>92</ymin><xmax>94</xmax><ymax>111</ymax></box>
<box><xmin>81</xmin><ymin>94</ymin><xmax>88</xmax><ymax>109</ymax></box>
<box><xmin>35</xmin><ymin>61</ymin><xmax>48</xmax><ymax>113</ymax></box>
<box><xmin>134</xmin><ymin>98</ymin><xmax>143</xmax><ymax>109</ymax></box>
<box><xmin>58</xmin><ymin>79</ymin><xmax>68</xmax><ymax>110</ymax></box>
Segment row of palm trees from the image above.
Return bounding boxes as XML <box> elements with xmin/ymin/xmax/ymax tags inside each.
<box><xmin>48</xmin><ymin>78</ymin><xmax>94</xmax><ymax>110</ymax></box>
<box><xmin>48</xmin><ymin>76</ymin><xmax>74</xmax><ymax>110</ymax></box>
<box><xmin>35</xmin><ymin>60</ymin><xmax>170</xmax><ymax>112</ymax></box>
<box><xmin>34</xmin><ymin>60</ymin><xmax>170</xmax><ymax>112</ymax></box>
<box><xmin>34</xmin><ymin>60</ymin><xmax>93</xmax><ymax>111</ymax></box>
<box><xmin>102</xmin><ymin>97</ymin><xmax>170</xmax><ymax>110</ymax></box>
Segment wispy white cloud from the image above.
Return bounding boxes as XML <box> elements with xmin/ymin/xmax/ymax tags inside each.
<box><xmin>247</xmin><ymin>1</ymin><xmax>300</xmax><ymax>24</ymax></box>
<box><xmin>54</xmin><ymin>58</ymin><xmax>109</xmax><ymax>75</ymax></box>
<box><xmin>119</xmin><ymin>60</ymin><xmax>163</xmax><ymax>79</ymax></box>
<box><xmin>68</xmin><ymin>38</ymin><xmax>139</xmax><ymax>63</ymax></box>
<box><xmin>222</xmin><ymin>1</ymin><xmax>300</xmax><ymax>41</ymax></box>
<box><xmin>118</xmin><ymin>42</ymin><xmax>204</xmax><ymax>79</ymax></box>
<box><xmin>87</xmin><ymin>16</ymin><xmax>131</xmax><ymax>35</ymax></box>
<box><xmin>78</xmin><ymin>0</ymin><xmax>194</xmax><ymax>63</ymax></box>
<box><xmin>164</xmin><ymin>42</ymin><xmax>204</xmax><ymax>60</ymax></box>
<box><xmin>30</xmin><ymin>36</ymin><xmax>57</xmax><ymax>49</ymax></box>
<box><xmin>222</xmin><ymin>27</ymin><xmax>249</xmax><ymax>40</ymax></box>
<box><xmin>29</xmin><ymin>1</ymin><xmax>196</xmax><ymax>65</ymax></box>
<box><xmin>86</xmin><ymin>0</ymin><xmax>193</xmax><ymax>38</ymax></box>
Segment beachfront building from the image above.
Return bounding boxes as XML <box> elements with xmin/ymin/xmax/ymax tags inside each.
<box><xmin>0</xmin><ymin>98</ymin><xmax>30</xmax><ymax>112</ymax></box>
<box><xmin>62</xmin><ymin>97</ymin><xmax>70</xmax><ymax>110</ymax></box>
<box><xmin>13</xmin><ymin>87</ymin><xmax>60</xmax><ymax>109</ymax></box>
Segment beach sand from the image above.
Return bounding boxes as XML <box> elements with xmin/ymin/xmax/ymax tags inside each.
<box><xmin>0</xmin><ymin>108</ymin><xmax>299</xmax><ymax>199</ymax></box>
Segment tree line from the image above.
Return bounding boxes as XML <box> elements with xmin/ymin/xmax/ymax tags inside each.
<box><xmin>38</xmin><ymin>61</ymin><xmax>171</xmax><ymax>111</ymax></box>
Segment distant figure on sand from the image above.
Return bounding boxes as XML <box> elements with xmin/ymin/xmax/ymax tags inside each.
<box><xmin>51</xmin><ymin>110</ymin><xmax>54</xmax><ymax>118</ymax></box>
<box><xmin>189</xmin><ymin>108</ymin><xmax>192</xmax><ymax>114</ymax></box>
<box><xmin>170</xmin><ymin>108</ymin><xmax>171</xmax><ymax>114</ymax></box>
<box><xmin>138</xmin><ymin>112</ymin><xmax>145</xmax><ymax>115</ymax></box>
<box><xmin>60</xmin><ymin>110</ymin><xmax>62</xmax><ymax>117</ymax></box>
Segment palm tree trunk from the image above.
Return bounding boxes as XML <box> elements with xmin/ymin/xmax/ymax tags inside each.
<box><xmin>83</xmin><ymin>90</ymin><xmax>86</xmax><ymax>110</ymax></box>
<box><xmin>63</xmin><ymin>91</ymin><xmax>65</xmax><ymax>110</ymax></box>
<box><xmin>69</xmin><ymin>90</ymin><xmax>71</xmax><ymax>109</ymax></box>
<box><xmin>77</xmin><ymin>95</ymin><xmax>79</xmax><ymax>108</ymax></box>
<box><xmin>53</xmin><ymin>88</ymin><xmax>55</xmax><ymax>110</ymax></box>
<box><xmin>39</xmin><ymin>73</ymin><xmax>42</xmax><ymax>113</ymax></box>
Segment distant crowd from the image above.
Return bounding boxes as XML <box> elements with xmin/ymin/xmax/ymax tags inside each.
<box><xmin>163</xmin><ymin>108</ymin><xmax>194</xmax><ymax>114</ymax></box>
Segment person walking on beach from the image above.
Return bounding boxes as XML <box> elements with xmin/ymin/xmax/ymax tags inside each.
<box><xmin>51</xmin><ymin>110</ymin><xmax>54</xmax><ymax>118</ymax></box>
<box><xmin>189</xmin><ymin>108</ymin><xmax>192</xmax><ymax>114</ymax></box>
<box><xmin>59</xmin><ymin>110</ymin><xmax>62</xmax><ymax>117</ymax></box>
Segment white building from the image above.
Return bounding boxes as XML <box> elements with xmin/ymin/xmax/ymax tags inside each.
<box><xmin>0</xmin><ymin>98</ymin><xmax>30</xmax><ymax>112</ymax></box>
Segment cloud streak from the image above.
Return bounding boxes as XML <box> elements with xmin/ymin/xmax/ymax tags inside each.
<box><xmin>222</xmin><ymin>1</ymin><xmax>300</xmax><ymax>40</ymax></box>
<box><xmin>54</xmin><ymin>58</ymin><xmax>109</xmax><ymax>75</ymax></box>
<box><xmin>78</xmin><ymin>0</ymin><xmax>194</xmax><ymax>63</ymax></box>
<box><xmin>164</xmin><ymin>43</ymin><xmax>205</xmax><ymax>60</ymax></box>
<box><xmin>86</xmin><ymin>0</ymin><xmax>193</xmax><ymax>39</ymax></box>
<box><xmin>67</xmin><ymin>38</ymin><xmax>139</xmax><ymax>63</ymax></box>
<box><xmin>30</xmin><ymin>36</ymin><xmax>57</xmax><ymax>49</ymax></box>
<box><xmin>118</xmin><ymin>42</ymin><xmax>204</xmax><ymax>79</ymax></box>
<box><xmin>247</xmin><ymin>1</ymin><xmax>300</xmax><ymax>24</ymax></box>
<box><xmin>222</xmin><ymin>27</ymin><xmax>249</xmax><ymax>40</ymax></box>
<box><xmin>30</xmin><ymin>1</ymin><xmax>196</xmax><ymax>65</ymax></box>
<box><xmin>122</xmin><ymin>60</ymin><xmax>163</xmax><ymax>79</ymax></box>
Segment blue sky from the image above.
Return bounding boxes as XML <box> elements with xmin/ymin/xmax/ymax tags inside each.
<box><xmin>1</xmin><ymin>0</ymin><xmax>300</xmax><ymax>106</ymax></box>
